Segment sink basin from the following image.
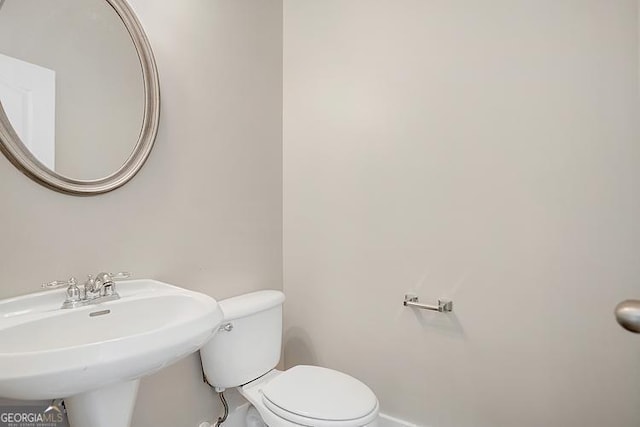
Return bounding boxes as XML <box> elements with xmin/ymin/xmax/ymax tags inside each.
<box><xmin>0</xmin><ymin>279</ymin><xmax>223</xmax><ymax>427</ymax></box>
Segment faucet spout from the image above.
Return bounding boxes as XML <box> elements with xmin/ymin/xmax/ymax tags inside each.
<box><xmin>93</xmin><ymin>272</ymin><xmax>114</xmax><ymax>295</ymax></box>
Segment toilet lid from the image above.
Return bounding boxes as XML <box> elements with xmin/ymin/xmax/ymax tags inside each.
<box><xmin>262</xmin><ymin>365</ymin><xmax>378</xmax><ymax>423</ymax></box>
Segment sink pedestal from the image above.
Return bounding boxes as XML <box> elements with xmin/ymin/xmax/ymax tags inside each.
<box><xmin>65</xmin><ymin>380</ymin><xmax>140</xmax><ymax>427</ymax></box>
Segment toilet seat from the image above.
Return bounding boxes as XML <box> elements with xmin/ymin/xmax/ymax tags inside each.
<box><xmin>242</xmin><ymin>366</ymin><xmax>379</xmax><ymax>427</ymax></box>
<box><xmin>262</xmin><ymin>397</ymin><xmax>379</xmax><ymax>427</ymax></box>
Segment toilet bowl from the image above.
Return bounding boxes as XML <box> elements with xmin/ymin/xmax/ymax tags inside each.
<box><xmin>241</xmin><ymin>367</ymin><xmax>379</xmax><ymax>427</ymax></box>
<box><xmin>199</xmin><ymin>291</ymin><xmax>379</xmax><ymax>427</ymax></box>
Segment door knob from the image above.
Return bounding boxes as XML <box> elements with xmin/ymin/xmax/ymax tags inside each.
<box><xmin>615</xmin><ymin>300</ymin><xmax>640</xmax><ymax>333</ymax></box>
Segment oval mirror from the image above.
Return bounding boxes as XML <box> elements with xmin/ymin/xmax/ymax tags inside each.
<box><xmin>0</xmin><ymin>0</ymin><xmax>159</xmax><ymax>195</ymax></box>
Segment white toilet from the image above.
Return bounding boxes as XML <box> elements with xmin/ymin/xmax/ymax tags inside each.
<box><xmin>199</xmin><ymin>290</ymin><xmax>379</xmax><ymax>427</ymax></box>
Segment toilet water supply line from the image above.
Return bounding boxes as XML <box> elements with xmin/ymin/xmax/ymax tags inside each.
<box><xmin>213</xmin><ymin>391</ymin><xmax>229</xmax><ymax>427</ymax></box>
<box><xmin>201</xmin><ymin>363</ymin><xmax>229</xmax><ymax>427</ymax></box>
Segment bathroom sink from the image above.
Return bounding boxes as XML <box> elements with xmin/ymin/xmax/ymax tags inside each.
<box><xmin>0</xmin><ymin>279</ymin><xmax>223</xmax><ymax>427</ymax></box>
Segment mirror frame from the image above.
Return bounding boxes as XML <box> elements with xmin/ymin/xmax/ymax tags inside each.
<box><xmin>0</xmin><ymin>0</ymin><xmax>160</xmax><ymax>196</ymax></box>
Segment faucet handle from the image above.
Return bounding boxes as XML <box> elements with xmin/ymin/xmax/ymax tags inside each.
<box><xmin>65</xmin><ymin>280</ymin><xmax>81</xmax><ymax>302</ymax></box>
<box><xmin>109</xmin><ymin>272</ymin><xmax>132</xmax><ymax>280</ymax></box>
<box><xmin>95</xmin><ymin>272</ymin><xmax>131</xmax><ymax>283</ymax></box>
<box><xmin>42</xmin><ymin>277</ymin><xmax>77</xmax><ymax>289</ymax></box>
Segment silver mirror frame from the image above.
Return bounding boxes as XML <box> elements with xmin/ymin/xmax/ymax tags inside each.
<box><xmin>0</xmin><ymin>0</ymin><xmax>160</xmax><ymax>196</ymax></box>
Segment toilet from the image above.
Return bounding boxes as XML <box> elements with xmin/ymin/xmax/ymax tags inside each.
<box><xmin>199</xmin><ymin>290</ymin><xmax>379</xmax><ymax>427</ymax></box>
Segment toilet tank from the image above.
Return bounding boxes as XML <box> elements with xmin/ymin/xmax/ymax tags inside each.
<box><xmin>200</xmin><ymin>290</ymin><xmax>285</xmax><ymax>389</ymax></box>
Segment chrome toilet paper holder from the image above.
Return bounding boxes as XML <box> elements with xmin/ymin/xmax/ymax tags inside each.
<box><xmin>403</xmin><ymin>294</ymin><xmax>453</xmax><ymax>313</ymax></box>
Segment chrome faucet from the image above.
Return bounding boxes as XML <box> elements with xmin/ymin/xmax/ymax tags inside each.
<box><xmin>85</xmin><ymin>272</ymin><xmax>112</xmax><ymax>295</ymax></box>
<box><xmin>42</xmin><ymin>272</ymin><xmax>131</xmax><ymax>309</ymax></box>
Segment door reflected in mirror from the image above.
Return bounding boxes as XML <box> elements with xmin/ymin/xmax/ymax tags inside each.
<box><xmin>0</xmin><ymin>0</ymin><xmax>145</xmax><ymax>181</ymax></box>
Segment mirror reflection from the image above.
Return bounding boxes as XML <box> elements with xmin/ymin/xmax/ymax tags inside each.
<box><xmin>0</xmin><ymin>0</ymin><xmax>144</xmax><ymax>180</ymax></box>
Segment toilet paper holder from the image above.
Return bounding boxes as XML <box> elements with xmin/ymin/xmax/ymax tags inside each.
<box><xmin>403</xmin><ymin>294</ymin><xmax>453</xmax><ymax>313</ymax></box>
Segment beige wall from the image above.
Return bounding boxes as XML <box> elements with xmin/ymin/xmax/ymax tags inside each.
<box><xmin>0</xmin><ymin>0</ymin><xmax>282</xmax><ymax>426</ymax></box>
<box><xmin>283</xmin><ymin>1</ymin><xmax>640</xmax><ymax>426</ymax></box>
<box><xmin>2</xmin><ymin>1</ymin><xmax>640</xmax><ymax>426</ymax></box>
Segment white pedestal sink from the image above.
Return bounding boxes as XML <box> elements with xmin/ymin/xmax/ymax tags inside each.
<box><xmin>0</xmin><ymin>280</ymin><xmax>223</xmax><ymax>427</ymax></box>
